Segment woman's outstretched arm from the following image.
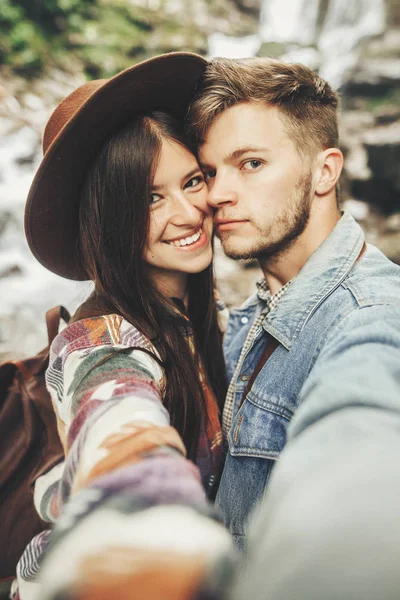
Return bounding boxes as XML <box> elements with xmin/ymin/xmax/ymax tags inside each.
<box><xmin>17</xmin><ymin>315</ymin><xmax>232</xmax><ymax>600</ymax></box>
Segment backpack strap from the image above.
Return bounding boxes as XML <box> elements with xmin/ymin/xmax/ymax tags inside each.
<box><xmin>46</xmin><ymin>306</ymin><xmax>71</xmax><ymax>347</ymax></box>
<box><xmin>240</xmin><ymin>336</ymin><xmax>279</xmax><ymax>408</ymax></box>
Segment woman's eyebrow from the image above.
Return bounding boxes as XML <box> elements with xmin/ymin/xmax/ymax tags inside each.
<box><xmin>181</xmin><ymin>167</ymin><xmax>202</xmax><ymax>183</ymax></box>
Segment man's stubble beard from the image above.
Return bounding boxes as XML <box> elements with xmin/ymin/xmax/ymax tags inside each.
<box><xmin>220</xmin><ymin>171</ymin><xmax>313</xmax><ymax>262</ymax></box>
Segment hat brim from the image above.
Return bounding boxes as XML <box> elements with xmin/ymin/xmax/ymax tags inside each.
<box><xmin>25</xmin><ymin>52</ymin><xmax>207</xmax><ymax>280</ymax></box>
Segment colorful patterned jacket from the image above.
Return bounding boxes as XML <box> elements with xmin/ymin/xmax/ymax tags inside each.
<box><xmin>16</xmin><ymin>308</ymin><xmax>233</xmax><ymax>600</ymax></box>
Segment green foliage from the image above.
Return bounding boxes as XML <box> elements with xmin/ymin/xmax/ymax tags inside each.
<box><xmin>0</xmin><ymin>0</ymin><xmax>89</xmax><ymax>74</ymax></box>
<box><xmin>0</xmin><ymin>0</ymin><xmax>22</xmax><ymax>24</ymax></box>
<box><xmin>7</xmin><ymin>19</ymin><xmax>46</xmax><ymax>73</ymax></box>
<box><xmin>0</xmin><ymin>0</ymin><xmax>161</xmax><ymax>78</ymax></box>
<box><xmin>0</xmin><ymin>0</ymin><xmax>212</xmax><ymax>79</ymax></box>
<box><xmin>0</xmin><ymin>0</ymin><xmax>42</xmax><ymax>74</ymax></box>
<box><xmin>9</xmin><ymin>0</ymin><xmax>97</xmax><ymax>33</ymax></box>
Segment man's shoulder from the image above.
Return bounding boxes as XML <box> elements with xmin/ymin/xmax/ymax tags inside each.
<box><xmin>342</xmin><ymin>243</ymin><xmax>400</xmax><ymax>308</ymax></box>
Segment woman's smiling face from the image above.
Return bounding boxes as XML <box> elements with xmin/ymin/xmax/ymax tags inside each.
<box><xmin>144</xmin><ymin>138</ymin><xmax>213</xmax><ymax>295</ymax></box>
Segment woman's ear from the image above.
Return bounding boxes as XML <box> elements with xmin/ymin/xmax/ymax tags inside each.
<box><xmin>315</xmin><ymin>148</ymin><xmax>344</xmax><ymax>196</ymax></box>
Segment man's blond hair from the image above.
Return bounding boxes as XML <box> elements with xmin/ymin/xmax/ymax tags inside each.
<box><xmin>187</xmin><ymin>57</ymin><xmax>339</xmax><ymax>157</ymax></box>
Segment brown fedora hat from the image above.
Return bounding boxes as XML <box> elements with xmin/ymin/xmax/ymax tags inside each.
<box><xmin>24</xmin><ymin>51</ymin><xmax>207</xmax><ymax>281</ymax></box>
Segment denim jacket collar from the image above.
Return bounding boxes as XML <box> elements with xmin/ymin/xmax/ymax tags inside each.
<box><xmin>259</xmin><ymin>211</ymin><xmax>365</xmax><ymax>349</ymax></box>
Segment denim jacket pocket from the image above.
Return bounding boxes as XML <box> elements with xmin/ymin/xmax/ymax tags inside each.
<box><xmin>228</xmin><ymin>390</ymin><xmax>294</xmax><ymax>459</ymax></box>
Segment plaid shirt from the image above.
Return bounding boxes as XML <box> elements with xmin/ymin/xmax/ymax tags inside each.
<box><xmin>222</xmin><ymin>278</ymin><xmax>292</xmax><ymax>437</ymax></box>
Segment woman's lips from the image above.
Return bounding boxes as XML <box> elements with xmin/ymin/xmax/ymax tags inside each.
<box><xmin>168</xmin><ymin>226</ymin><xmax>209</xmax><ymax>251</ymax></box>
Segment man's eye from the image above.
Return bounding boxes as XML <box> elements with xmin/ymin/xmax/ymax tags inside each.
<box><xmin>184</xmin><ymin>175</ymin><xmax>204</xmax><ymax>190</ymax></box>
<box><xmin>243</xmin><ymin>160</ymin><xmax>262</xmax><ymax>170</ymax></box>
<box><xmin>204</xmin><ymin>170</ymin><xmax>216</xmax><ymax>182</ymax></box>
<box><xmin>150</xmin><ymin>193</ymin><xmax>161</xmax><ymax>205</ymax></box>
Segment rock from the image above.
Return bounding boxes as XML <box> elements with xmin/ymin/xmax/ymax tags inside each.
<box><xmin>373</xmin><ymin>230</ymin><xmax>400</xmax><ymax>263</ymax></box>
<box><xmin>343</xmin><ymin>59</ymin><xmax>400</xmax><ymax>98</ymax></box>
<box><xmin>384</xmin><ymin>212</ymin><xmax>400</xmax><ymax>232</ymax></box>
<box><xmin>361</xmin><ymin>121</ymin><xmax>400</xmax><ymax>213</ymax></box>
<box><xmin>0</xmin><ymin>210</ymin><xmax>20</xmax><ymax>239</ymax></box>
<box><xmin>340</xmin><ymin>109</ymin><xmax>400</xmax><ymax>215</ymax></box>
<box><xmin>0</xmin><ymin>264</ymin><xmax>22</xmax><ymax>278</ymax></box>
<box><xmin>231</xmin><ymin>0</ymin><xmax>261</xmax><ymax>18</ymax></box>
<box><xmin>350</xmin><ymin>177</ymin><xmax>399</xmax><ymax>214</ymax></box>
<box><xmin>387</xmin><ymin>0</ymin><xmax>400</xmax><ymax>25</ymax></box>
<box><xmin>342</xmin><ymin>199</ymin><xmax>370</xmax><ymax>222</ymax></box>
<box><xmin>258</xmin><ymin>41</ymin><xmax>288</xmax><ymax>58</ymax></box>
<box><xmin>374</xmin><ymin>105</ymin><xmax>400</xmax><ymax>125</ymax></box>
<box><xmin>15</xmin><ymin>152</ymin><xmax>36</xmax><ymax>166</ymax></box>
<box><xmin>341</xmin><ymin>29</ymin><xmax>400</xmax><ymax>103</ymax></box>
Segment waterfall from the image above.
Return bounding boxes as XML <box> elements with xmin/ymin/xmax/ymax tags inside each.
<box><xmin>208</xmin><ymin>33</ymin><xmax>260</xmax><ymax>59</ymax></box>
<box><xmin>0</xmin><ymin>116</ymin><xmax>89</xmax><ymax>357</ymax></box>
<box><xmin>318</xmin><ymin>0</ymin><xmax>386</xmax><ymax>86</ymax></box>
<box><xmin>208</xmin><ymin>0</ymin><xmax>386</xmax><ymax>89</ymax></box>
<box><xmin>259</xmin><ymin>0</ymin><xmax>320</xmax><ymax>46</ymax></box>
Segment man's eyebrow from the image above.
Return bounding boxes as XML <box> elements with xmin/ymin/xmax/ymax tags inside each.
<box><xmin>151</xmin><ymin>167</ymin><xmax>201</xmax><ymax>191</ymax></box>
<box><xmin>199</xmin><ymin>146</ymin><xmax>270</xmax><ymax>169</ymax></box>
<box><xmin>226</xmin><ymin>146</ymin><xmax>271</xmax><ymax>161</ymax></box>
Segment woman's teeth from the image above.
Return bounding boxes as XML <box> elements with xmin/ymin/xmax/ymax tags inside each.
<box><xmin>167</xmin><ymin>227</ymin><xmax>202</xmax><ymax>247</ymax></box>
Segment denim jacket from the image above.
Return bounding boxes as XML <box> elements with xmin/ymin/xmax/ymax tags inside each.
<box><xmin>217</xmin><ymin>211</ymin><xmax>400</xmax><ymax>550</ymax></box>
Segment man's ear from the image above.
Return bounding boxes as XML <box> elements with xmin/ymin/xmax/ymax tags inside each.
<box><xmin>314</xmin><ymin>148</ymin><xmax>343</xmax><ymax>196</ymax></box>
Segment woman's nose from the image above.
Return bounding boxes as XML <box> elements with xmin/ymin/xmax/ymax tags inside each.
<box><xmin>170</xmin><ymin>193</ymin><xmax>203</xmax><ymax>225</ymax></box>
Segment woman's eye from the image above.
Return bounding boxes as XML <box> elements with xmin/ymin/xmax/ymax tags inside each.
<box><xmin>184</xmin><ymin>175</ymin><xmax>204</xmax><ymax>190</ymax></box>
<box><xmin>243</xmin><ymin>160</ymin><xmax>262</xmax><ymax>171</ymax></box>
<box><xmin>150</xmin><ymin>193</ymin><xmax>161</xmax><ymax>205</ymax></box>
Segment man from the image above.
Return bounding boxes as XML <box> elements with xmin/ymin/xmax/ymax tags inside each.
<box><xmin>186</xmin><ymin>57</ymin><xmax>400</xmax><ymax>551</ymax></box>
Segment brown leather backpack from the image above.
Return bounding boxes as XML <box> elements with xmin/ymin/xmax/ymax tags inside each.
<box><xmin>0</xmin><ymin>306</ymin><xmax>69</xmax><ymax>579</ymax></box>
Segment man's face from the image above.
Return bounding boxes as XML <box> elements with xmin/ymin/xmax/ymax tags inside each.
<box><xmin>199</xmin><ymin>102</ymin><xmax>314</xmax><ymax>261</ymax></box>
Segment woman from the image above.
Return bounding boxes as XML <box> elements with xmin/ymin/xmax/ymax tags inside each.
<box><xmin>16</xmin><ymin>53</ymin><xmax>233</xmax><ymax>600</ymax></box>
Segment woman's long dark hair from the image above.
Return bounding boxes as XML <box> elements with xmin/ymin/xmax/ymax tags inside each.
<box><xmin>78</xmin><ymin>111</ymin><xmax>227</xmax><ymax>460</ymax></box>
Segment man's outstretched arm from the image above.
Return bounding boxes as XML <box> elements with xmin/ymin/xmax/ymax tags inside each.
<box><xmin>232</xmin><ymin>303</ymin><xmax>400</xmax><ymax>600</ymax></box>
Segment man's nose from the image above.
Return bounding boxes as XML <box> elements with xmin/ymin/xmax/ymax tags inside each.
<box><xmin>207</xmin><ymin>175</ymin><xmax>238</xmax><ymax>208</ymax></box>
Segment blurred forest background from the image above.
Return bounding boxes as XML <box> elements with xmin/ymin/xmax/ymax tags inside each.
<box><xmin>0</xmin><ymin>0</ymin><xmax>399</xmax><ymax>358</ymax></box>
